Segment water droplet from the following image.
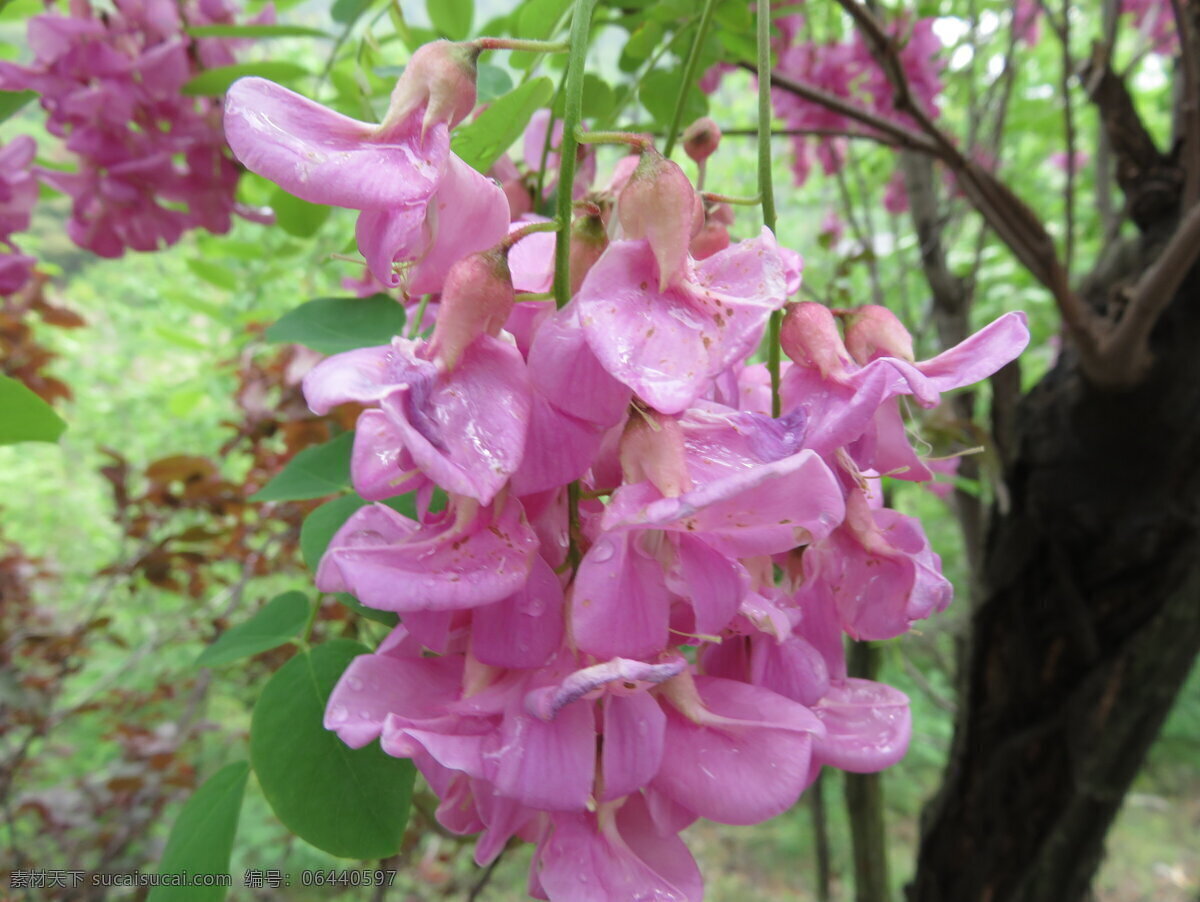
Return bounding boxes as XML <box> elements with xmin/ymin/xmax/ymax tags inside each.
<box><xmin>328</xmin><ymin>705</ymin><xmax>348</xmax><ymax>723</ymax></box>
<box><xmin>589</xmin><ymin>539</ymin><xmax>615</xmax><ymax>563</ymax></box>
<box><xmin>347</xmin><ymin>677</ymin><xmax>364</xmax><ymax>691</ymax></box>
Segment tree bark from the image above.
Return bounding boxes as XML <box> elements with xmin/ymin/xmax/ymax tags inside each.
<box><xmin>907</xmin><ymin>238</ymin><xmax>1200</xmax><ymax>902</ymax></box>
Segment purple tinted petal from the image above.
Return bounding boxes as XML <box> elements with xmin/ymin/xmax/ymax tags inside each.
<box><xmin>383</xmin><ymin>335</ymin><xmax>530</xmax><ymax>504</ymax></box>
<box><xmin>812</xmin><ymin>678</ymin><xmax>911</xmax><ymax>773</ymax></box>
<box><xmin>224</xmin><ymin>77</ymin><xmax>448</xmax><ymax>208</ymax></box>
<box><xmin>302</xmin><ymin>339</ymin><xmax>432</xmax><ymax>414</ymax></box>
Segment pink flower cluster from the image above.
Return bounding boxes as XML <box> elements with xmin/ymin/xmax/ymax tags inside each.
<box><xmin>0</xmin><ymin>0</ymin><xmax>267</xmax><ymax>258</ymax></box>
<box><xmin>225</xmin><ymin>41</ymin><xmax>1028</xmax><ymax>900</ymax></box>
<box><xmin>0</xmin><ymin>136</ymin><xmax>39</xmax><ymax>296</ymax></box>
<box><xmin>768</xmin><ymin>17</ymin><xmax>945</xmax><ymax>187</ymax></box>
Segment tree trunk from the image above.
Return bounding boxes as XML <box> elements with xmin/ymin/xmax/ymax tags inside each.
<box><xmin>908</xmin><ymin>244</ymin><xmax>1200</xmax><ymax>902</ymax></box>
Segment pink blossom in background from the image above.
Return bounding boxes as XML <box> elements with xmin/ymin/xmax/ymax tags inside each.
<box><xmin>0</xmin><ymin>0</ymin><xmax>269</xmax><ymax>257</ymax></box>
<box><xmin>0</xmin><ymin>136</ymin><xmax>39</xmax><ymax>296</ymax></box>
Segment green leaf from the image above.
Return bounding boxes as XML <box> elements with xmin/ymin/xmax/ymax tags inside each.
<box><xmin>515</xmin><ymin>0</ymin><xmax>570</xmax><ymax>38</ymax></box>
<box><xmin>336</xmin><ymin>593</ymin><xmax>399</xmax><ymax>627</ymax></box>
<box><xmin>182</xmin><ymin>61</ymin><xmax>309</xmax><ymax>96</ymax></box>
<box><xmin>476</xmin><ymin>62</ymin><xmax>513</xmax><ymax>102</ymax></box>
<box><xmin>186</xmin><ymin>23</ymin><xmax>331</xmax><ymax>38</ymax></box>
<box><xmin>0</xmin><ymin>90</ymin><xmax>35</xmax><ymax>123</ymax></box>
<box><xmin>331</xmin><ymin>0</ymin><xmax>376</xmax><ymax>25</ymax></box>
<box><xmin>148</xmin><ymin>761</ymin><xmax>249</xmax><ymax>902</ymax></box>
<box><xmin>252</xmin><ymin>431</ymin><xmax>354</xmax><ymax>502</ymax></box>
<box><xmin>269</xmin><ymin>187</ymin><xmax>332</xmax><ymax>238</ymax></box>
<box><xmin>553</xmin><ymin>73</ymin><xmax>614</xmax><ymax>122</ymax></box>
<box><xmin>0</xmin><ymin>376</ymin><xmax>66</xmax><ymax>446</ymax></box>
<box><xmin>195</xmin><ymin>592</ymin><xmax>310</xmax><ymax>668</ymax></box>
<box><xmin>451</xmin><ymin>77</ymin><xmax>555</xmax><ymax>173</ymax></box>
<box><xmin>264</xmin><ymin>294</ymin><xmax>406</xmax><ymax>355</ymax></box>
<box><xmin>640</xmin><ymin>67</ymin><xmax>707</xmax><ymax>129</ymax></box>
<box><xmin>250</xmin><ymin>640</ymin><xmax>415</xmax><ymax>859</ymax></box>
<box><xmin>186</xmin><ymin>258</ymin><xmax>238</xmax><ymax>291</ymax></box>
<box><xmin>300</xmin><ymin>494</ymin><xmax>368</xmax><ymax>572</ymax></box>
<box><xmin>427</xmin><ymin>0</ymin><xmax>472</xmax><ymax>39</ymax></box>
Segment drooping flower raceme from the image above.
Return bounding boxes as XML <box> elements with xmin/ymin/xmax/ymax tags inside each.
<box><xmin>0</xmin><ymin>136</ymin><xmax>39</xmax><ymax>296</ymax></box>
<box><xmin>237</xmin><ymin>45</ymin><xmax>1030</xmax><ymax>899</ymax></box>
<box><xmin>0</xmin><ymin>0</ymin><xmax>267</xmax><ymax>257</ymax></box>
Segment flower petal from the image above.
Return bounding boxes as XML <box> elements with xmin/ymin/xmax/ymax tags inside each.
<box><xmin>811</xmin><ymin>678</ymin><xmax>911</xmax><ymax>773</ymax></box>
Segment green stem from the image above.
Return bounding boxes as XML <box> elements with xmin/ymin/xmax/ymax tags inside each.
<box><xmin>408</xmin><ymin>293</ymin><xmax>431</xmax><ymax>338</ymax></box>
<box><xmin>662</xmin><ymin>0</ymin><xmax>720</xmax><ymax>157</ymax></box>
<box><xmin>504</xmin><ymin>219</ymin><xmax>561</xmax><ymax>248</ymax></box>
<box><xmin>757</xmin><ymin>0</ymin><xmax>782</xmax><ymax>417</ymax></box>
<box><xmin>475</xmin><ymin>36</ymin><xmax>570</xmax><ymax>53</ymax></box>
<box><xmin>552</xmin><ymin>0</ymin><xmax>599</xmax><ymax>311</ymax></box>
<box><xmin>576</xmin><ymin>130</ymin><xmax>651</xmax><ymax>149</ymax></box>
<box><xmin>300</xmin><ymin>595</ymin><xmax>320</xmax><ymax>646</ymax></box>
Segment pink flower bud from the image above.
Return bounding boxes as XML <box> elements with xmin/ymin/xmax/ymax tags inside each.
<box><xmin>617</xmin><ymin>147</ymin><xmax>697</xmax><ymax>290</ymax></box>
<box><xmin>429</xmin><ymin>247</ymin><xmax>513</xmax><ymax>369</ymax></box>
<box><xmin>689</xmin><ymin>202</ymin><xmax>733</xmax><ymax>260</ymax></box>
<box><xmin>682</xmin><ymin>117</ymin><xmax>721</xmax><ymax>165</ymax></box>
<box><xmin>382</xmin><ymin>40</ymin><xmax>480</xmax><ymax>137</ymax></box>
<box><xmin>569</xmin><ymin>210</ymin><xmax>608</xmax><ymax>295</ymax></box>
<box><xmin>842</xmin><ymin>305</ymin><xmax>914</xmax><ymax>364</ymax></box>
<box><xmin>780</xmin><ymin>302</ymin><xmax>854</xmax><ymax>379</ymax></box>
<box><xmin>619</xmin><ymin>408</ymin><xmax>691</xmax><ymax>497</ymax></box>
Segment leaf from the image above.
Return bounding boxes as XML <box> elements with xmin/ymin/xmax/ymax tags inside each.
<box><xmin>187</xmin><ymin>258</ymin><xmax>238</xmax><ymax>291</ymax></box>
<box><xmin>148</xmin><ymin>761</ymin><xmax>248</xmax><ymax>902</ymax></box>
<box><xmin>336</xmin><ymin>593</ymin><xmax>399</xmax><ymax>627</ymax></box>
<box><xmin>195</xmin><ymin>592</ymin><xmax>310</xmax><ymax>668</ymax></box>
<box><xmin>182</xmin><ymin>61</ymin><xmax>309</xmax><ymax>96</ymax></box>
<box><xmin>186</xmin><ymin>23</ymin><xmax>331</xmax><ymax>38</ymax></box>
<box><xmin>0</xmin><ymin>375</ymin><xmax>66</xmax><ymax>445</ymax></box>
<box><xmin>264</xmin><ymin>294</ymin><xmax>406</xmax><ymax>355</ymax></box>
<box><xmin>640</xmin><ymin>68</ymin><xmax>707</xmax><ymax>130</ymax></box>
<box><xmin>331</xmin><ymin>0</ymin><xmax>376</xmax><ymax>25</ymax></box>
<box><xmin>451</xmin><ymin>77</ymin><xmax>555</xmax><ymax>173</ymax></box>
<box><xmin>251</xmin><ymin>431</ymin><xmax>355</xmax><ymax>502</ymax></box>
<box><xmin>476</xmin><ymin>62</ymin><xmax>513</xmax><ymax>102</ymax></box>
<box><xmin>515</xmin><ymin>0</ymin><xmax>570</xmax><ymax>39</ymax></box>
<box><xmin>269</xmin><ymin>187</ymin><xmax>331</xmax><ymax>238</ymax></box>
<box><xmin>250</xmin><ymin>640</ymin><xmax>415</xmax><ymax>859</ymax></box>
<box><xmin>427</xmin><ymin>0</ymin><xmax>471</xmax><ymax>39</ymax></box>
<box><xmin>0</xmin><ymin>89</ymin><xmax>35</xmax><ymax>123</ymax></box>
<box><xmin>553</xmin><ymin>73</ymin><xmax>614</xmax><ymax>122</ymax></box>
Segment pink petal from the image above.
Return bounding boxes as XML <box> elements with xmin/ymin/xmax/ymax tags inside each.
<box><xmin>527</xmin><ymin>301</ymin><xmax>631</xmax><ymax>428</ymax></box>
<box><xmin>600</xmin><ymin>692</ymin><xmax>666</xmax><ymax>801</ymax></box>
<box><xmin>471</xmin><ymin>556</ymin><xmax>565</xmax><ymax>670</ymax></box>
<box><xmin>572</xmin><ymin>530</ymin><xmax>673</xmax><ymax>660</ymax></box>
<box><xmin>490</xmin><ymin>701</ymin><xmax>595</xmax><ymax>811</ymax></box>
<box><xmin>325</xmin><ymin>652</ymin><xmax>462</xmax><ymax>749</ymax></box>
<box><xmin>811</xmin><ymin>678</ymin><xmax>911</xmax><ymax>773</ymax></box>
<box><xmin>302</xmin><ymin>339</ymin><xmax>430</xmax><ymax>414</ymax></box>
<box><xmin>578</xmin><ymin>232</ymin><xmax>785</xmax><ymax>414</ymax></box>
<box><xmin>750</xmin><ymin>633</ymin><xmax>831</xmax><ymax>707</ymax></box>
<box><xmin>317</xmin><ymin>498</ymin><xmax>539</xmax><ymax>612</ymax></box>
<box><xmin>355</xmin><ymin>204</ymin><xmax>427</xmax><ymax>288</ymax></box>
<box><xmin>917</xmin><ymin>311</ymin><xmax>1030</xmax><ymax>393</ymax></box>
<box><xmin>669</xmin><ymin>533</ymin><xmax>747</xmax><ymax>635</ymax></box>
<box><xmin>223</xmin><ymin>77</ymin><xmax>448</xmax><ymax>209</ymax></box>
<box><xmin>652</xmin><ymin>676</ymin><xmax>823</xmax><ymax>825</ymax></box>
<box><xmin>406</xmin><ymin>155</ymin><xmax>511</xmax><ymax>296</ymax></box>
<box><xmin>510</xmin><ymin>392</ymin><xmax>606</xmax><ymax>496</ymax></box>
<box><xmin>381</xmin><ymin>334</ymin><xmax>530</xmax><ymax>504</ymax></box>
<box><xmin>350</xmin><ymin>409</ymin><xmax>427</xmax><ymax>500</ymax></box>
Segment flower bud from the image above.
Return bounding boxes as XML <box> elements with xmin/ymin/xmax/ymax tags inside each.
<box><xmin>619</xmin><ymin>407</ymin><xmax>691</xmax><ymax>497</ymax></box>
<box><xmin>617</xmin><ymin>147</ymin><xmax>697</xmax><ymax>290</ymax></box>
<box><xmin>842</xmin><ymin>305</ymin><xmax>914</xmax><ymax>364</ymax></box>
<box><xmin>569</xmin><ymin>209</ymin><xmax>608</xmax><ymax>295</ymax></box>
<box><xmin>780</xmin><ymin>302</ymin><xmax>853</xmax><ymax>379</ymax></box>
<box><xmin>382</xmin><ymin>40</ymin><xmax>480</xmax><ymax>138</ymax></box>
<box><xmin>429</xmin><ymin>247</ymin><xmax>513</xmax><ymax>369</ymax></box>
<box><xmin>689</xmin><ymin>202</ymin><xmax>733</xmax><ymax>260</ymax></box>
<box><xmin>682</xmin><ymin>117</ymin><xmax>721</xmax><ymax>165</ymax></box>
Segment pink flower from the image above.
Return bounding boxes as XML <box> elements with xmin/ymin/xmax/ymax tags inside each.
<box><xmin>0</xmin><ymin>136</ymin><xmax>38</xmax><ymax>295</ymax></box>
<box><xmin>224</xmin><ymin>42</ymin><xmax>509</xmax><ymax>293</ymax></box>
